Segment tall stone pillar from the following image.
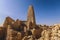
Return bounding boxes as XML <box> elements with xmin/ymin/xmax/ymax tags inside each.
<box><xmin>27</xmin><ymin>5</ymin><xmax>36</xmax><ymax>30</ymax></box>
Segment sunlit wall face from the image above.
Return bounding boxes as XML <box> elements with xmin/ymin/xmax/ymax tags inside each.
<box><xmin>0</xmin><ymin>0</ymin><xmax>60</xmax><ymax>26</ymax></box>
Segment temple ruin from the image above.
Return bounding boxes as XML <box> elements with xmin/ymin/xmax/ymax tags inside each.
<box><xmin>0</xmin><ymin>5</ymin><xmax>60</xmax><ymax>40</ymax></box>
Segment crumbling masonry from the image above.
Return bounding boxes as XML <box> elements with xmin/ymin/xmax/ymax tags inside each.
<box><xmin>0</xmin><ymin>5</ymin><xmax>60</xmax><ymax>40</ymax></box>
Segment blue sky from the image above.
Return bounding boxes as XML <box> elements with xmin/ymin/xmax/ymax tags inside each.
<box><xmin>0</xmin><ymin>0</ymin><xmax>60</xmax><ymax>26</ymax></box>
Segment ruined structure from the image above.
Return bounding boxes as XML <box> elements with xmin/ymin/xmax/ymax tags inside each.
<box><xmin>2</xmin><ymin>5</ymin><xmax>42</xmax><ymax>40</ymax></box>
<box><xmin>0</xmin><ymin>5</ymin><xmax>60</xmax><ymax>40</ymax></box>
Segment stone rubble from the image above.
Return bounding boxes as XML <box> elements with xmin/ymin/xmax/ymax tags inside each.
<box><xmin>0</xmin><ymin>5</ymin><xmax>60</xmax><ymax>40</ymax></box>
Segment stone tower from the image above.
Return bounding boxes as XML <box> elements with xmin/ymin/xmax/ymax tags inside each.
<box><xmin>27</xmin><ymin>5</ymin><xmax>36</xmax><ymax>30</ymax></box>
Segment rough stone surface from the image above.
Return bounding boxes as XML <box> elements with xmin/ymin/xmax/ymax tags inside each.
<box><xmin>0</xmin><ymin>5</ymin><xmax>60</xmax><ymax>40</ymax></box>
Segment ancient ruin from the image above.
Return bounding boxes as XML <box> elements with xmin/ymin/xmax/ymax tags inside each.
<box><xmin>0</xmin><ymin>5</ymin><xmax>60</xmax><ymax>40</ymax></box>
